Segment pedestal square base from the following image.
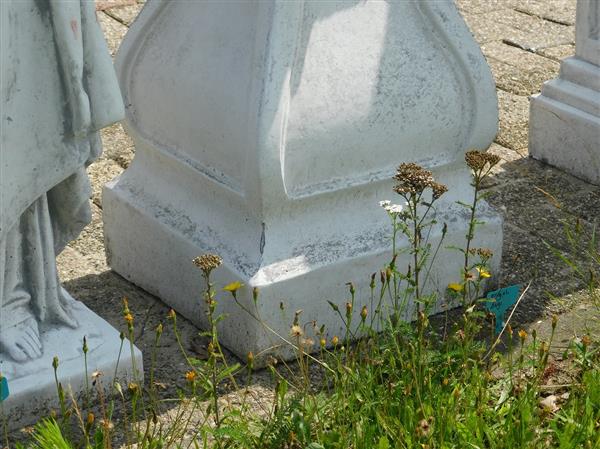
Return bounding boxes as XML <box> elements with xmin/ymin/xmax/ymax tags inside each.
<box><xmin>1</xmin><ymin>298</ymin><xmax>142</xmax><ymax>431</ymax></box>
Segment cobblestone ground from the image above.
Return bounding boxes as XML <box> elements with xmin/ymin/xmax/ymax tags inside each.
<box><xmin>46</xmin><ymin>0</ymin><xmax>597</xmax><ymax>436</ymax></box>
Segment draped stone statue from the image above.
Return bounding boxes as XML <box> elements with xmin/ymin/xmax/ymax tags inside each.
<box><xmin>1</xmin><ymin>1</ymin><xmax>123</xmax><ymax>361</ymax></box>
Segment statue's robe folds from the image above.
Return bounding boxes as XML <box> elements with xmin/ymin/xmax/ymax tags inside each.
<box><xmin>0</xmin><ymin>0</ymin><xmax>123</xmax><ymax>330</ymax></box>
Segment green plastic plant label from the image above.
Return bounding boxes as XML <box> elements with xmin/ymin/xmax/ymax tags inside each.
<box><xmin>485</xmin><ymin>284</ymin><xmax>521</xmax><ymax>335</ymax></box>
<box><xmin>0</xmin><ymin>376</ymin><xmax>8</xmax><ymax>402</ymax></box>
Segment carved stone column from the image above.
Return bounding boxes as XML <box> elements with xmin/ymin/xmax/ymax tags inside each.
<box><xmin>530</xmin><ymin>0</ymin><xmax>600</xmax><ymax>184</ymax></box>
<box><xmin>104</xmin><ymin>0</ymin><xmax>503</xmax><ymax>360</ymax></box>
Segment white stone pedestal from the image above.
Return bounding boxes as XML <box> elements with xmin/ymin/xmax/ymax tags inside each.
<box><xmin>530</xmin><ymin>0</ymin><xmax>600</xmax><ymax>184</ymax></box>
<box><xmin>1</xmin><ymin>295</ymin><xmax>142</xmax><ymax>430</ymax></box>
<box><xmin>104</xmin><ymin>1</ymin><xmax>502</xmax><ymax>360</ymax></box>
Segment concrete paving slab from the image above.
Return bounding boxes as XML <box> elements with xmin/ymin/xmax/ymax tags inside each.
<box><xmin>461</xmin><ymin>10</ymin><xmax>532</xmax><ymax>44</ymax></box>
<box><xmin>97</xmin><ymin>11</ymin><xmax>128</xmax><ymax>56</ymax></box>
<box><xmin>100</xmin><ymin>123</ymin><xmax>135</xmax><ymax>169</ymax></box>
<box><xmin>96</xmin><ymin>0</ymin><xmax>136</xmax><ymax>11</ymax></box>
<box><xmin>456</xmin><ymin>0</ymin><xmax>519</xmax><ymax>15</ymax></box>
<box><xmin>537</xmin><ymin>43</ymin><xmax>576</xmax><ymax>61</ymax></box>
<box><xmin>104</xmin><ymin>3</ymin><xmax>144</xmax><ymax>27</ymax></box>
<box><xmin>496</xmin><ymin>90</ymin><xmax>530</xmax><ymax>149</ymax></box>
<box><xmin>88</xmin><ymin>158</ymin><xmax>123</xmax><ymax>208</ymax></box>
<box><xmin>515</xmin><ymin>0</ymin><xmax>577</xmax><ymax>26</ymax></box>
<box><xmin>483</xmin><ymin>41</ymin><xmax>561</xmax><ymax>74</ymax></box>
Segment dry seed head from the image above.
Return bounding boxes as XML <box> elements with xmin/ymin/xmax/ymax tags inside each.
<box><xmin>432</xmin><ymin>182</ymin><xmax>448</xmax><ymax>200</ymax></box>
<box><xmin>290</xmin><ymin>325</ymin><xmax>303</xmax><ymax>338</ymax></box>
<box><xmin>465</xmin><ymin>149</ymin><xmax>501</xmax><ymax>172</ymax></box>
<box><xmin>100</xmin><ymin>419</ymin><xmax>114</xmax><ymax>431</ymax></box>
<box><xmin>192</xmin><ymin>254</ymin><xmax>222</xmax><ymax>275</ymax></box>
<box><xmin>416</xmin><ymin>418</ymin><xmax>431</xmax><ymax>438</ymax></box>
<box><xmin>302</xmin><ymin>337</ymin><xmax>315</xmax><ymax>348</ymax></box>
<box><xmin>393</xmin><ymin>163</ymin><xmax>435</xmax><ymax>196</ymax></box>
<box><xmin>465</xmin><ymin>150</ymin><xmax>487</xmax><ymax>171</ymax></box>
<box><xmin>582</xmin><ymin>335</ymin><xmax>591</xmax><ymax>348</ymax></box>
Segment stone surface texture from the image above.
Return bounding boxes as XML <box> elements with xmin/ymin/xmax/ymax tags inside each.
<box><xmin>27</xmin><ymin>0</ymin><xmax>595</xmax><ymax>437</ymax></box>
<box><xmin>102</xmin><ymin>0</ymin><xmax>502</xmax><ymax>360</ymax></box>
<box><xmin>529</xmin><ymin>0</ymin><xmax>600</xmax><ymax>184</ymax></box>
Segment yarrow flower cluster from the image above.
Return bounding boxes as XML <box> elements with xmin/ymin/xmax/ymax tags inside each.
<box><xmin>464</xmin><ymin>150</ymin><xmax>500</xmax><ymax>173</ymax></box>
<box><xmin>379</xmin><ymin>200</ymin><xmax>406</xmax><ymax>215</ymax></box>
<box><xmin>393</xmin><ymin>162</ymin><xmax>447</xmax><ymax>200</ymax></box>
<box><xmin>468</xmin><ymin>247</ymin><xmax>494</xmax><ymax>260</ymax></box>
<box><xmin>193</xmin><ymin>253</ymin><xmax>222</xmax><ymax>276</ymax></box>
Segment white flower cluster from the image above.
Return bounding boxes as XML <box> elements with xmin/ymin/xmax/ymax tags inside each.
<box><xmin>379</xmin><ymin>200</ymin><xmax>406</xmax><ymax>215</ymax></box>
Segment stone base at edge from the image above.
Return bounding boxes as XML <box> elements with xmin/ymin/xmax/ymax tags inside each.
<box><xmin>104</xmin><ymin>174</ymin><xmax>503</xmax><ymax>364</ymax></box>
<box><xmin>1</xmin><ymin>298</ymin><xmax>143</xmax><ymax>430</ymax></box>
<box><xmin>530</xmin><ymin>58</ymin><xmax>600</xmax><ymax>185</ymax></box>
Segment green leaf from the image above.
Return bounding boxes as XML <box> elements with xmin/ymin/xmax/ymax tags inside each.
<box><xmin>378</xmin><ymin>436</ymin><xmax>391</xmax><ymax>449</ymax></box>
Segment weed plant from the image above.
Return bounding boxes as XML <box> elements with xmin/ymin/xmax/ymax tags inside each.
<box><xmin>12</xmin><ymin>151</ymin><xmax>600</xmax><ymax>449</ymax></box>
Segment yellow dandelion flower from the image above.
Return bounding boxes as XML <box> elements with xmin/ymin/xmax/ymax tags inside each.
<box><xmin>185</xmin><ymin>370</ymin><xmax>196</xmax><ymax>382</ymax></box>
<box><xmin>518</xmin><ymin>329</ymin><xmax>527</xmax><ymax>341</ymax></box>
<box><xmin>476</xmin><ymin>267</ymin><xmax>491</xmax><ymax>278</ymax></box>
<box><xmin>447</xmin><ymin>283</ymin><xmax>464</xmax><ymax>293</ymax></box>
<box><xmin>223</xmin><ymin>281</ymin><xmax>244</xmax><ymax>293</ymax></box>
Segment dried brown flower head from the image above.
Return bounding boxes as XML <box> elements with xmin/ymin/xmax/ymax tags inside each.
<box><xmin>193</xmin><ymin>253</ymin><xmax>223</xmax><ymax>275</ymax></box>
<box><xmin>432</xmin><ymin>182</ymin><xmax>448</xmax><ymax>200</ymax></box>
<box><xmin>465</xmin><ymin>150</ymin><xmax>501</xmax><ymax>172</ymax></box>
<box><xmin>470</xmin><ymin>247</ymin><xmax>493</xmax><ymax>259</ymax></box>
<box><xmin>393</xmin><ymin>163</ymin><xmax>435</xmax><ymax>196</ymax></box>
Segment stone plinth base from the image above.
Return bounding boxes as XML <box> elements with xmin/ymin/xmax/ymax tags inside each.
<box><xmin>530</xmin><ymin>57</ymin><xmax>600</xmax><ymax>184</ymax></box>
<box><xmin>1</xmin><ymin>297</ymin><xmax>142</xmax><ymax>430</ymax></box>
<box><xmin>104</xmin><ymin>163</ymin><xmax>503</xmax><ymax>362</ymax></box>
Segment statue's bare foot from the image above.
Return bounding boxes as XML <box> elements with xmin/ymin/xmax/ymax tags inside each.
<box><xmin>0</xmin><ymin>317</ymin><xmax>42</xmax><ymax>362</ymax></box>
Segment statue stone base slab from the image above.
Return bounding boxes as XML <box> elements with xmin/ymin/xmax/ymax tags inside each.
<box><xmin>529</xmin><ymin>57</ymin><xmax>600</xmax><ymax>185</ymax></box>
<box><xmin>530</xmin><ymin>0</ymin><xmax>600</xmax><ymax>184</ymax></box>
<box><xmin>104</xmin><ymin>164</ymin><xmax>503</xmax><ymax>362</ymax></box>
<box><xmin>1</xmin><ymin>296</ymin><xmax>143</xmax><ymax>431</ymax></box>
